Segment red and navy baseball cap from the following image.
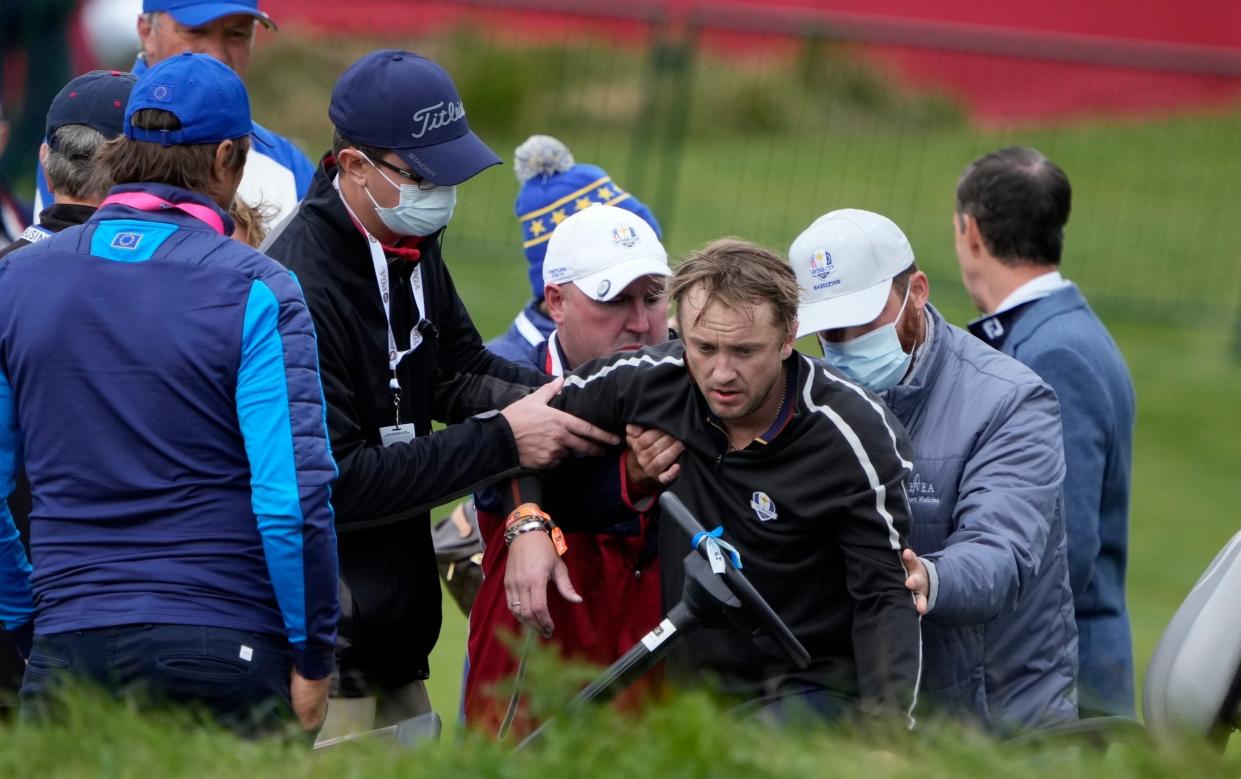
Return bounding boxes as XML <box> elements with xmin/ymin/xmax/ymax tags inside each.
<box><xmin>143</xmin><ymin>0</ymin><xmax>277</xmax><ymax>30</ymax></box>
<box><xmin>46</xmin><ymin>70</ymin><xmax>139</xmax><ymax>151</ymax></box>
<box><xmin>124</xmin><ymin>52</ymin><xmax>273</xmax><ymax>147</ymax></box>
<box><xmin>328</xmin><ymin>50</ymin><xmax>501</xmax><ymax>186</ymax></box>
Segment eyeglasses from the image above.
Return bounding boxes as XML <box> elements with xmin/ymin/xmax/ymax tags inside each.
<box><xmin>369</xmin><ymin>155</ymin><xmax>439</xmax><ymax>191</ymax></box>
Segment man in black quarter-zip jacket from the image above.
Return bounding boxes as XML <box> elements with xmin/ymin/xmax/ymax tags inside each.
<box><xmin>501</xmin><ymin>238</ymin><xmax>922</xmax><ymax>726</ymax></box>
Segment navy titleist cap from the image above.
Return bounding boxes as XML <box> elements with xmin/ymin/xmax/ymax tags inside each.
<box><xmin>329</xmin><ymin>50</ymin><xmax>501</xmax><ymax>186</ymax></box>
<box><xmin>143</xmin><ymin>0</ymin><xmax>277</xmax><ymax>30</ymax></box>
<box><xmin>124</xmin><ymin>52</ymin><xmax>273</xmax><ymax>147</ymax></box>
<box><xmin>46</xmin><ymin>70</ymin><xmax>139</xmax><ymax>152</ymax></box>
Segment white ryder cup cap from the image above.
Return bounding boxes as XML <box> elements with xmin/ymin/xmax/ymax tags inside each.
<box><xmin>790</xmin><ymin>208</ymin><xmax>915</xmax><ymax>337</ymax></box>
<box><xmin>542</xmin><ymin>204</ymin><xmax>671</xmax><ymax>302</ymax></box>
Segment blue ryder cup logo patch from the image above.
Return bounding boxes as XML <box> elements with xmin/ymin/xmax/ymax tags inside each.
<box><xmin>809</xmin><ymin>248</ymin><xmax>834</xmax><ymax>281</ymax></box>
<box><xmin>750</xmin><ymin>491</ymin><xmax>778</xmax><ymax>522</ymax></box>
<box><xmin>611</xmin><ymin>224</ymin><xmax>639</xmax><ymax>249</ymax></box>
<box><xmin>151</xmin><ymin>84</ymin><xmax>173</xmax><ymax>102</ymax></box>
<box><xmin>110</xmin><ymin>232</ymin><xmax>143</xmax><ymax>250</ymax></box>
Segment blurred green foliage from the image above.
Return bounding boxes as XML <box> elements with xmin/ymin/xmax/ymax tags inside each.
<box><xmin>1</xmin><ymin>681</ymin><xmax>1237</xmax><ymax>778</ymax></box>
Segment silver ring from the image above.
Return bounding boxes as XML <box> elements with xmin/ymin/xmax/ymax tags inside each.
<box><xmin>509</xmin><ymin>600</ymin><xmax>521</xmax><ymax>608</ymax></box>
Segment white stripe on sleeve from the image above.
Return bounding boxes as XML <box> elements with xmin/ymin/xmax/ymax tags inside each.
<box><xmin>799</xmin><ymin>357</ymin><xmax>902</xmax><ymax>550</ymax></box>
<box><xmin>806</xmin><ymin>356</ymin><xmax>914</xmax><ymax>471</ymax></box>
<box><xmin>562</xmin><ymin>352</ymin><xmax>684</xmax><ymax>390</ymax></box>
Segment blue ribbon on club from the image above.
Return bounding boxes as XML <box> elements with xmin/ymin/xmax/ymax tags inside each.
<box><xmin>691</xmin><ymin>526</ymin><xmax>743</xmax><ymax>570</ymax></box>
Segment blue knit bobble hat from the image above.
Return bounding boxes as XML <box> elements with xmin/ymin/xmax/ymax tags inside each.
<box><xmin>514</xmin><ymin>135</ymin><xmax>662</xmax><ymax>301</ymax></box>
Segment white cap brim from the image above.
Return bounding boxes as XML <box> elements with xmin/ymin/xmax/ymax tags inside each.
<box><xmin>570</xmin><ymin>255</ymin><xmax>672</xmax><ymax>302</ymax></box>
<box><xmin>796</xmin><ymin>276</ymin><xmax>893</xmax><ymax>337</ymax></box>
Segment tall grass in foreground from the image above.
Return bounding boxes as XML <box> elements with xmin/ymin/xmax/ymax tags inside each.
<box><xmin>1</xmin><ymin>686</ymin><xmax>1236</xmax><ymax>779</ymax></box>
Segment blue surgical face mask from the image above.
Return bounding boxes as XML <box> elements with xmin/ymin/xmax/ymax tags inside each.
<box><xmin>361</xmin><ymin>154</ymin><xmax>457</xmax><ymax>237</ymax></box>
<box><xmin>818</xmin><ymin>286</ymin><xmax>913</xmax><ymax>393</ymax></box>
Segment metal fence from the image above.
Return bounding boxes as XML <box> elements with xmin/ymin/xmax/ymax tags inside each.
<box><xmin>8</xmin><ymin>1</ymin><xmax>1241</xmax><ymax>326</ymax></box>
<box><xmin>371</xmin><ymin>0</ymin><xmax>1241</xmax><ymax>328</ymax></box>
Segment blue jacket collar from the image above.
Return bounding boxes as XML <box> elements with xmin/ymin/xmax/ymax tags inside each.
<box><xmin>968</xmin><ymin>284</ymin><xmax>1086</xmax><ymax>350</ymax></box>
<box><xmin>93</xmin><ymin>183</ymin><xmax>236</xmax><ymax>235</ymax></box>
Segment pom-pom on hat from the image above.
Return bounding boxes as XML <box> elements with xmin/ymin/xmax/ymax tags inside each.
<box><xmin>514</xmin><ymin>135</ymin><xmax>661</xmax><ymax>301</ymax></box>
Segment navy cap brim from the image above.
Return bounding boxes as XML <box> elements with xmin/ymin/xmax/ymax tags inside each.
<box><xmin>167</xmin><ymin>3</ymin><xmax>277</xmax><ymax>30</ymax></box>
<box><xmin>395</xmin><ymin>129</ymin><xmax>501</xmax><ymax>187</ymax></box>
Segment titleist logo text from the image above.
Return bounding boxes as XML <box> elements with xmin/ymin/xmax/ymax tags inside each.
<box><xmin>411</xmin><ymin>100</ymin><xmax>466</xmax><ymax>139</ymax></box>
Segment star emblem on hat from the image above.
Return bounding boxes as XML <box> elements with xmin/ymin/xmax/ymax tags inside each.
<box><xmin>551</xmin><ymin>208</ymin><xmax>568</xmax><ymax>225</ymax></box>
<box><xmin>574</xmin><ymin>197</ymin><xmax>592</xmax><ymax>212</ymax></box>
<box><xmin>596</xmin><ymin>186</ymin><xmax>614</xmax><ymax>200</ymax></box>
<box><xmin>529</xmin><ymin>218</ymin><xmax>546</xmax><ymax>237</ymax></box>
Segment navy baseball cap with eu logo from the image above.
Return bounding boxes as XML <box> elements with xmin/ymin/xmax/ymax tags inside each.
<box><xmin>143</xmin><ymin>0</ymin><xmax>277</xmax><ymax>30</ymax></box>
<box><xmin>124</xmin><ymin>52</ymin><xmax>274</xmax><ymax>148</ymax></box>
<box><xmin>46</xmin><ymin>70</ymin><xmax>139</xmax><ymax>152</ymax></box>
<box><xmin>328</xmin><ymin>50</ymin><xmax>501</xmax><ymax>186</ymax></box>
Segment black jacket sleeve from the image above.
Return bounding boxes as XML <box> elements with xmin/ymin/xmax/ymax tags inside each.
<box><xmin>498</xmin><ymin>348</ymin><xmax>645</xmax><ymax>517</ymax></box>
<box><xmin>832</xmin><ymin>397</ymin><xmax>922</xmax><ymax>723</ymax></box>
<box><xmin>314</xmin><ymin>293</ymin><xmax>522</xmax><ymax>527</ymax></box>
<box><xmin>432</xmin><ymin>367</ymin><xmax>537</xmax><ymax>423</ymax></box>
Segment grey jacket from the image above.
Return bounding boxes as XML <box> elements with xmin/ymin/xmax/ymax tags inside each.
<box><xmin>881</xmin><ymin>305</ymin><xmax>1078</xmax><ymax>732</ymax></box>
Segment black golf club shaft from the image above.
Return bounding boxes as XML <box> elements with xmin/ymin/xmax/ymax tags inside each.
<box><xmin>517</xmin><ymin>602</ymin><xmax>695</xmax><ymax>750</ymax></box>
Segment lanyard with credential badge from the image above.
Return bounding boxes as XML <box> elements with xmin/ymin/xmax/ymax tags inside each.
<box><xmin>370</xmin><ymin>239</ymin><xmax>426</xmax><ymax>411</ymax></box>
<box><xmin>335</xmin><ymin>176</ymin><xmax>426</xmax><ymax>446</ymax></box>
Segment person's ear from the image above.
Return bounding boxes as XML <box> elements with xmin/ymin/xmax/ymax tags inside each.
<box><xmin>37</xmin><ymin>142</ymin><xmax>53</xmax><ymax>195</ymax></box>
<box><xmin>781</xmin><ymin>319</ymin><xmax>797</xmax><ymax>360</ymax></box>
<box><xmin>909</xmin><ymin>270</ymin><xmax>930</xmax><ymax>312</ymax></box>
<box><xmin>544</xmin><ymin>283</ymin><xmax>568</xmax><ymax>326</ymax></box>
<box><xmin>961</xmin><ymin>213</ymin><xmax>987</xmax><ymax>259</ymax></box>
<box><xmin>209</xmin><ymin>139</ymin><xmax>244</xmax><ymax>208</ymax></box>
<box><xmin>337</xmin><ymin>148</ymin><xmax>370</xmax><ymax>188</ymax></box>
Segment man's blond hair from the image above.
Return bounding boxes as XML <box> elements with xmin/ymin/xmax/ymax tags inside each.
<box><xmin>667</xmin><ymin>238</ymin><xmax>800</xmax><ymax>336</ymax></box>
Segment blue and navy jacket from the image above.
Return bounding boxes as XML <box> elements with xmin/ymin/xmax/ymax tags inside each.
<box><xmin>34</xmin><ymin>55</ymin><xmax>315</xmax><ymax>226</ymax></box>
<box><xmin>0</xmin><ymin>183</ymin><xmax>339</xmax><ymax>678</ymax></box>
<box><xmin>970</xmin><ymin>285</ymin><xmax>1136</xmax><ymax>717</ymax></box>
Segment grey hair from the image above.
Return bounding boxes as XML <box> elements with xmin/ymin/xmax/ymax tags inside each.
<box><xmin>45</xmin><ymin>124</ymin><xmax>113</xmax><ymax>201</ymax></box>
<box><xmin>144</xmin><ymin>12</ymin><xmax>160</xmax><ymax>28</ymax></box>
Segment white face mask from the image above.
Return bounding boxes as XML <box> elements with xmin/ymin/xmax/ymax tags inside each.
<box><xmin>818</xmin><ymin>285</ymin><xmax>913</xmax><ymax>393</ymax></box>
<box><xmin>360</xmin><ymin>154</ymin><xmax>457</xmax><ymax>237</ymax></box>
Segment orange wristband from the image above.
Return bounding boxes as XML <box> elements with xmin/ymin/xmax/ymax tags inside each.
<box><xmin>548</xmin><ymin>521</ymin><xmax>569</xmax><ymax>557</ymax></box>
<box><xmin>506</xmin><ymin>502</ymin><xmax>550</xmax><ymax>529</ymax></box>
<box><xmin>504</xmin><ymin>503</ymin><xmax>569</xmax><ymax>556</ymax></box>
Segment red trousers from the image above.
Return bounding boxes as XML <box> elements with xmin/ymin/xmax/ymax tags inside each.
<box><xmin>464</xmin><ymin>507</ymin><xmax>662</xmax><ymax>736</ymax></box>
